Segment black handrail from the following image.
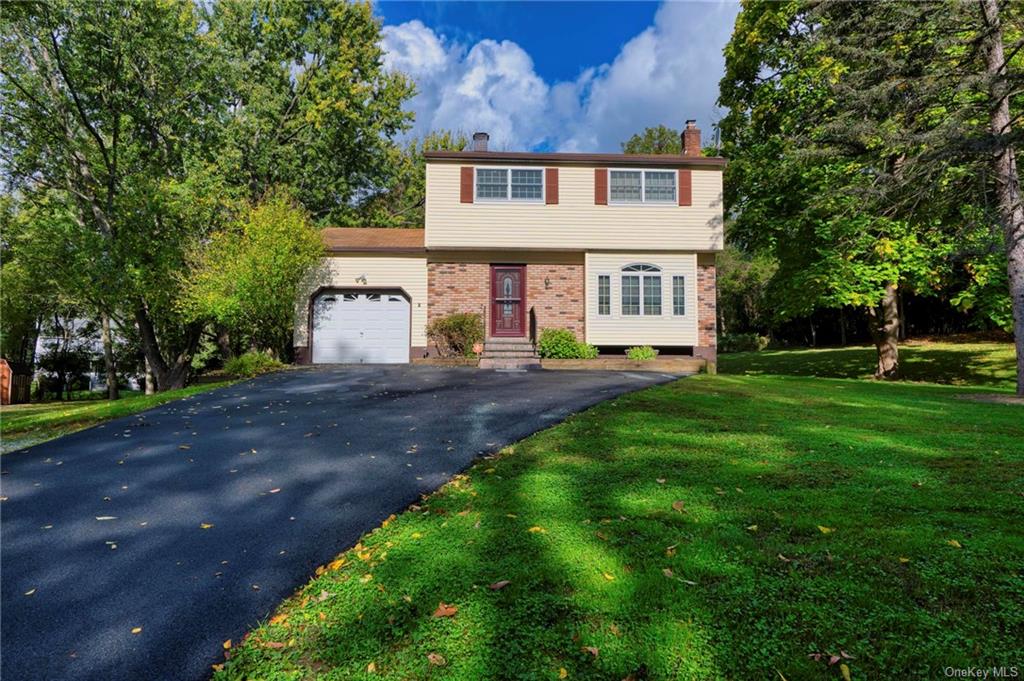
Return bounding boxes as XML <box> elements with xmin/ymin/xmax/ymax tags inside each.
<box><xmin>529</xmin><ymin>306</ymin><xmax>537</xmax><ymax>346</ymax></box>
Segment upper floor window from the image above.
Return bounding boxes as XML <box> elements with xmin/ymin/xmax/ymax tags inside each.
<box><xmin>609</xmin><ymin>170</ymin><xmax>676</xmax><ymax>204</ymax></box>
<box><xmin>621</xmin><ymin>264</ymin><xmax>662</xmax><ymax>315</ymax></box>
<box><xmin>475</xmin><ymin>168</ymin><xmax>543</xmax><ymax>202</ymax></box>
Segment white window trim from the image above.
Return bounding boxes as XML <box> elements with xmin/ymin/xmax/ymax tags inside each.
<box><xmin>596</xmin><ymin>273</ymin><xmax>612</xmax><ymax>316</ymax></box>
<box><xmin>608</xmin><ymin>168</ymin><xmax>677</xmax><ymax>205</ymax></box>
<box><xmin>474</xmin><ymin>166</ymin><xmax>546</xmax><ymax>203</ymax></box>
<box><xmin>620</xmin><ymin>263</ymin><xmax>664</xmax><ymax>316</ymax></box>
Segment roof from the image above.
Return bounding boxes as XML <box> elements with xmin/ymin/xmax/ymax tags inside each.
<box><xmin>321</xmin><ymin>228</ymin><xmax>424</xmax><ymax>253</ymax></box>
<box><xmin>422</xmin><ymin>150</ymin><xmax>726</xmax><ymax>169</ymax></box>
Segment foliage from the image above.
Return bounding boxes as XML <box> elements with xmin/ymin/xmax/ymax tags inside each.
<box><xmin>621</xmin><ymin>125</ymin><xmax>682</xmax><ymax>154</ymax></box>
<box><xmin>223</xmin><ymin>352</ymin><xmax>284</xmax><ymax>379</ymax></box>
<box><xmin>719</xmin><ymin>333</ymin><xmax>770</xmax><ymax>354</ymax></box>
<box><xmin>1</xmin><ymin>382</ymin><xmax>232</xmax><ymax>450</ymax></box>
<box><xmin>625</xmin><ymin>345</ymin><xmax>657</xmax><ymax>361</ymax></box>
<box><xmin>537</xmin><ymin>328</ymin><xmax>598</xmax><ymax>359</ymax></box>
<box><xmin>213</xmin><ymin>371</ymin><xmax>1023</xmax><ymax>680</ymax></box>
<box><xmin>426</xmin><ymin>313</ymin><xmax>484</xmax><ymax>358</ymax></box>
<box><xmin>178</xmin><ymin>191</ymin><xmax>323</xmax><ymax>355</ymax></box>
<box><xmin>358</xmin><ymin>130</ymin><xmax>469</xmax><ymax>227</ymax></box>
<box><xmin>716</xmin><ymin>245</ymin><xmax>777</xmax><ymax>335</ymax></box>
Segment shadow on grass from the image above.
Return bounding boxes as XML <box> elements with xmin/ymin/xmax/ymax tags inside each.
<box><xmin>217</xmin><ymin>375</ymin><xmax>1024</xmax><ymax>680</ymax></box>
<box><xmin>720</xmin><ymin>342</ymin><xmax>1017</xmax><ymax>390</ymax></box>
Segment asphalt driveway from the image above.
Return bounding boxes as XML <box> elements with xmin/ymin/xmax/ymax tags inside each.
<box><xmin>1</xmin><ymin>365</ymin><xmax>679</xmax><ymax>681</ymax></box>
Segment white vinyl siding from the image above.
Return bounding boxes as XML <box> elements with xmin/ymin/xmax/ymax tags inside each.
<box><xmin>426</xmin><ymin>164</ymin><xmax>722</xmax><ymax>251</ymax></box>
<box><xmin>294</xmin><ymin>254</ymin><xmax>428</xmax><ymax>348</ymax></box>
<box><xmin>585</xmin><ymin>253</ymin><xmax>698</xmax><ymax>346</ymax></box>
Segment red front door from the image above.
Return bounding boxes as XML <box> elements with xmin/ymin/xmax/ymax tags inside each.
<box><xmin>490</xmin><ymin>265</ymin><xmax>526</xmax><ymax>337</ymax></box>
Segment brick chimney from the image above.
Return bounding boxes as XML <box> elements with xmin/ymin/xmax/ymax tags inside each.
<box><xmin>472</xmin><ymin>131</ymin><xmax>489</xmax><ymax>152</ymax></box>
<box><xmin>682</xmin><ymin>120</ymin><xmax>701</xmax><ymax>157</ymax></box>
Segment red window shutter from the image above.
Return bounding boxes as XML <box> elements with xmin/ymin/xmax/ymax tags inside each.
<box><xmin>545</xmin><ymin>168</ymin><xmax>559</xmax><ymax>204</ymax></box>
<box><xmin>594</xmin><ymin>168</ymin><xmax>608</xmax><ymax>205</ymax></box>
<box><xmin>678</xmin><ymin>169</ymin><xmax>692</xmax><ymax>206</ymax></box>
<box><xmin>460</xmin><ymin>167</ymin><xmax>474</xmax><ymax>203</ymax></box>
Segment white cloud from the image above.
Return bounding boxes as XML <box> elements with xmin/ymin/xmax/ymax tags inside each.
<box><xmin>380</xmin><ymin>2</ymin><xmax>739</xmax><ymax>152</ymax></box>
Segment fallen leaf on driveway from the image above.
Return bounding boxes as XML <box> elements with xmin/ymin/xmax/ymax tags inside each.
<box><xmin>268</xmin><ymin>488</ymin><xmax>281</xmax><ymax>494</ymax></box>
<box><xmin>427</xmin><ymin>652</ymin><xmax>446</xmax><ymax>666</ymax></box>
<box><xmin>223</xmin><ymin>639</ymin><xmax>232</xmax><ymax>650</ymax></box>
<box><xmin>489</xmin><ymin>580</ymin><xmax>511</xmax><ymax>590</ymax></box>
<box><xmin>95</xmin><ymin>516</ymin><xmax>117</xmax><ymax>521</ymax></box>
<box><xmin>131</xmin><ymin>627</ymin><xmax>142</xmax><ymax>635</ymax></box>
<box><xmin>24</xmin><ymin>588</ymin><xmax>36</xmax><ymax>596</ymax></box>
<box><xmin>178</xmin><ymin>444</ymin><xmax>191</xmax><ymax>450</ymax></box>
<box><xmin>200</xmin><ymin>523</ymin><xmax>214</xmax><ymax>529</ymax></box>
<box><xmin>432</xmin><ymin>602</ymin><xmax>458</xmax><ymax>618</ymax></box>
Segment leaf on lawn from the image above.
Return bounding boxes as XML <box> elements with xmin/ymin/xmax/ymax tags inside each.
<box><xmin>427</xmin><ymin>652</ymin><xmax>446</xmax><ymax>666</ymax></box>
<box><xmin>211</xmin><ymin>664</ymin><xmax>223</xmax><ymax>672</ymax></box>
<box><xmin>488</xmin><ymin>580</ymin><xmax>511</xmax><ymax>591</ymax></box>
<box><xmin>200</xmin><ymin>523</ymin><xmax>214</xmax><ymax>529</ymax></box>
<box><xmin>318</xmin><ymin>611</ymin><xmax>326</xmax><ymax>621</ymax></box>
<box><xmin>609</xmin><ymin>623</ymin><xmax>621</xmax><ymax>637</ymax></box>
<box><xmin>367</xmin><ymin>661</ymin><xmax>377</xmax><ymax>673</ymax></box>
<box><xmin>528</xmin><ymin>526</ymin><xmax>547</xmax><ymax>533</ymax></box>
<box><xmin>947</xmin><ymin>539</ymin><xmax>962</xmax><ymax>549</ymax></box>
<box><xmin>268</xmin><ymin>614</ymin><xmax>288</xmax><ymax>626</ymax></box>
<box><xmin>817</xmin><ymin>525</ymin><xmax>834</xmax><ymax>534</ymax></box>
<box><xmin>714</xmin><ymin>487</ymin><xmax>725</xmax><ymax>495</ymax></box>
<box><xmin>131</xmin><ymin>627</ymin><xmax>142</xmax><ymax>635</ymax></box>
<box><xmin>223</xmin><ymin>639</ymin><xmax>232</xmax><ymax>650</ymax></box>
<box><xmin>746</xmin><ymin>524</ymin><xmax>758</xmax><ymax>532</ymax></box>
<box><xmin>359</xmin><ymin>574</ymin><xmax>373</xmax><ymax>584</ymax></box>
<box><xmin>775</xmin><ymin>670</ymin><xmax>789</xmax><ymax>681</ymax></box>
<box><xmin>898</xmin><ymin>556</ymin><xmax>910</xmax><ymax>563</ymax></box>
<box><xmin>432</xmin><ymin>602</ymin><xmax>458</xmax><ymax>618</ymax></box>
<box><xmin>595</xmin><ymin>531</ymin><xmax>608</xmax><ymax>541</ymax></box>
<box><xmin>840</xmin><ymin>663</ymin><xmax>851</xmax><ymax>681</ymax></box>
<box><xmin>777</xmin><ymin>554</ymin><xmax>791</xmax><ymax>563</ymax></box>
<box><xmin>665</xmin><ymin>545</ymin><xmax>677</xmax><ymax>557</ymax></box>
<box><xmin>263</xmin><ymin>641</ymin><xmax>285</xmax><ymax>649</ymax></box>
<box><xmin>662</xmin><ymin>568</ymin><xmax>674</xmax><ymax>578</ymax></box>
<box><xmin>671</xmin><ymin>500</ymin><xmax>686</xmax><ymax>513</ymax></box>
<box><xmin>583</xmin><ymin>646</ymin><xmax>599</xmax><ymax>658</ymax></box>
<box><xmin>829</xmin><ymin>655</ymin><xmax>840</xmax><ymax>666</ymax></box>
<box><xmin>559</xmin><ymin>668</ymin><xmax>568</xmax><ymax>679</ymax></box>
<box><xmin>602</xmin><ymin>572</ymin><xmax>615</xmax><ymax>581</ymax></box>
<box><xmin>656</xmin><ymin>478</ymin><xmax>666</xmax><ymax>484</ymax></box>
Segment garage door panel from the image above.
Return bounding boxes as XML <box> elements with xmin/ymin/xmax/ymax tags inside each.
<box><xmin>311</xmin><ymin>291</ymin><xmax>410</xmax><ymax>364</ymax></box>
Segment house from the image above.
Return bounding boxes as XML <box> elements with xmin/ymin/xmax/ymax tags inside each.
<box><xmin>293</xmin><ymin>120</ymin><xmax>724</xmax><ymax>368</ymax></box>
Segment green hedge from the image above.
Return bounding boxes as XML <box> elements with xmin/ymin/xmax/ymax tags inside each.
<box><xmin>224</xmin><ymin>351</ymin><xmax>284</xmax><ymax>378</ymax></box>
<box><xmin>537</xmin><ymin>328</ymin><xmax>599</xmax><ymax>359</ymax></box>
<box><xmin>426</xmin><ymin>312</ymin><xmax>484</xmax><ymax>358</ymax></box>
<box><xmin>625</xmin><ymin>345</ymin><xmax>657</xmax><ymax>361</ymax></box>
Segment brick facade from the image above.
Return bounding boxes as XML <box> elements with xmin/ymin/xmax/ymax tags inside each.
<box><xmin>695</xmin><ymin>253</ymin><xmax>717</xmax><ymax>369</ymax></box>
<box><xmin>427</xmin><ymin>262</ymin><xmax>585</xmax><ymax>344</ymax></box>
<box><xmin>526</xmin><ymin>264</ymin><xmax>585</xmax><ymax>340</ymax></box>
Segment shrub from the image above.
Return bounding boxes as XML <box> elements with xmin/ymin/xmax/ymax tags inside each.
<box><xmin>719</xmin><ymin>332</ymin><xmax>770</xmax><ymax>353</ymax></box>
<box><xmin>224</xmin><ymin>351</ymin><xmax>284</xmax><ymax>378</ymax></box>
<box><xmin>426</xmin><ymin>313</ymin><xmax>484</xmax><ymax>358</ymax></box>
<box><xmin>626</xmin><ymin>345</ymin><xmax>658</xmax><ymax>361</ymax></box>
<box><xmin>537</xmin><ymin>328</ymin><xmax>599</xmax><ymax>359</ymax></box>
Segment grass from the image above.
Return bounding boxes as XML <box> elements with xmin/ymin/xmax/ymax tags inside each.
<box><xmin>0</xmin><ymin>382</ymin><xmax>232</xmax><ymax>452</ymax></box>
<box><xmin>720</xmin><ymin>339</ymin><xmax>1017</xmax><ymax>390</ymax></box>
<box><xmin>213</xmin><ymin>351</ymin><xmax>1023</xmax><ymax>679</ymax></box>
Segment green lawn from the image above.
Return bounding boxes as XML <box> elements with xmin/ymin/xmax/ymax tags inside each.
<box><xmin>0</xmin><ymin>382</ymin><xmax>232</xmax><ymax>452</ymax></box>
<box><xmin>720</xmin><ymin>340</ymin><xmax>1017</xmax><ymax>390</ymax></box>
<box><xmin>214</xmin><ymin>360</ymin><xmax>1022</xmax><ymax>679</ymax></box>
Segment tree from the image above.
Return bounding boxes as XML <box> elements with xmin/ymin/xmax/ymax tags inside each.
<box><xmin>718</xmin><ymin>1</ymin><xmax>1018</xmax><ymax>381</ymax></box>
<box><xmin>621</xmin><ymin>125</ymin><xmax>682</xmax><ymax>155</ymax></box>
<box><xmin>178</xmin><ymin>192</ymin><xmax>324</xmax><ymax>357</ymax></box>
<box><xmin>357</xmin><ymin>130</ymin><xmax>469</xmax><ymax>227</ymax></box>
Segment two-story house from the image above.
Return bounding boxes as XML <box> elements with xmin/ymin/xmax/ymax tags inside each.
<box><xmin>293</xmin><ymin>120</ymin><xmax>724</xmax><ymax>369</ymax></box>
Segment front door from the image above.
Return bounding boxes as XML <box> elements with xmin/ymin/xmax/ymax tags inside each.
<box><xmin>490</xmin><ymin>265</ymin><xmax>526</xmax><ymax>337</ymax></box>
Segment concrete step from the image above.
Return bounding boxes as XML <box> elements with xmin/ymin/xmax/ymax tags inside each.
<box><xmin>484</xmin><ymin>342</ymin><xmax>535</xmax><ymax>351</ymax></box>
<box><xmin>482</xmin><ymin>351</ymin><xmax>538</xmax><ymax>359</ymax></box>
<box><xmin>479</xmin><ymin>357</ymin><xmax>542</xmax><ymax>370</ymax></box>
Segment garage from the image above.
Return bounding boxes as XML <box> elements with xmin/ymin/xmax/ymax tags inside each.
<box><xmin>311</xmin><ymin>290</ymin><xmax>411</xmax><ymax>364</ymax></box>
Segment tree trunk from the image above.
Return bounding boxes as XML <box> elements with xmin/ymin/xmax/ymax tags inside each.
<box><xmin>144</xmin><ymin>357</ymin><xmax>156</xmax><ymax>396</ymax></box>
<box><xmin>839</xmin><ymin>308</ymin><xmax>848</xmax><ymax>346</ymax></box>
<box><xmin>868</xmin><ymin>283</ymin><xmax>900</xmax><ymax>379</ymax></box>
<box><xmin>100</xmin><ymin>311</ymin><xmax>119</xmax><ymax>400</ymax></box>
<box><xmin>133</xmin><ymin>302</ymin><xmax>199</xmax><ymax>391</ymax></box>
<box><xmin>215</xmin><ymin>326</ymin><xmax>234</xmax><ymax>362</ymax></box>
<box><xmin>980</xmin><ymin>0</ymin><xmax>1024</xmax><ymax>396</ymax></box>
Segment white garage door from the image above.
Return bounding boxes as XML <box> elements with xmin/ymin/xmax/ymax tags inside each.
<box><xmin>311</xmin><ymin>291</ymin><xmax>410</xmax><ymax>364</ymax></box>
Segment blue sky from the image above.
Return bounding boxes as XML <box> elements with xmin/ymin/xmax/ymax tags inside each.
<box><xmin>374</xmin><ymin>1</ymin><xmax>740</xmax><ymax>152</ymax></box>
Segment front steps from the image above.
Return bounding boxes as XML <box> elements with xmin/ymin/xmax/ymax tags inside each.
<box><xmin>478</xmin><ymin>337</ymin><xmax>540</xmax><ymax>369</ymax></box>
